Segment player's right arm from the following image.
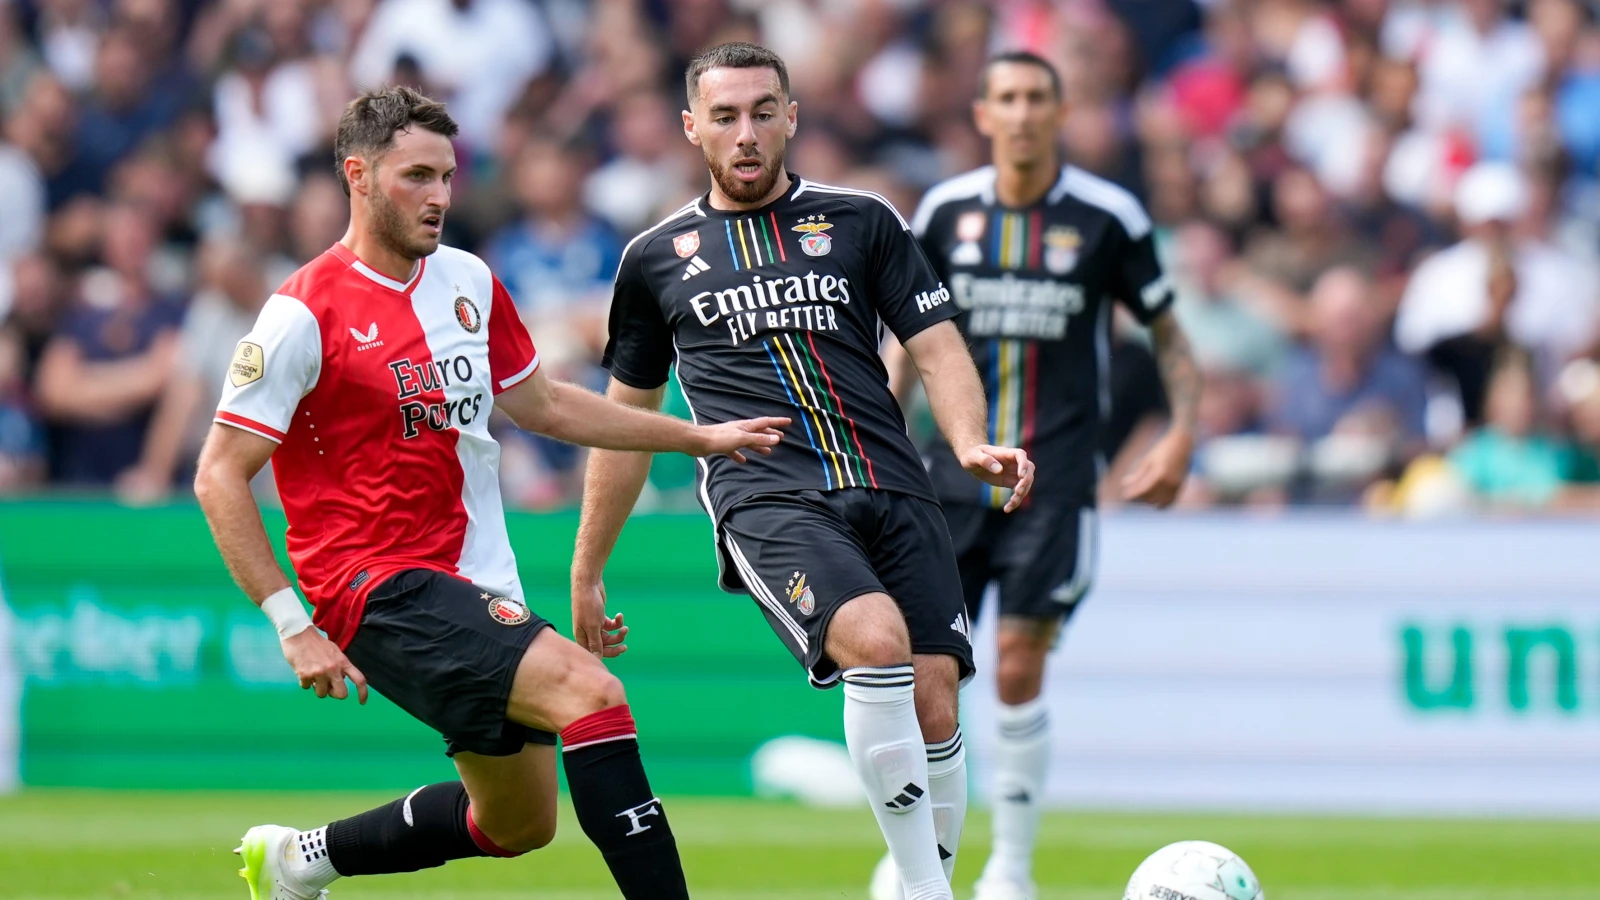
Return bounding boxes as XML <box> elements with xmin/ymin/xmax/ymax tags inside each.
<box><xmin>197</xmin><ymin>293</ymin><xmax>367</xmax><ymax>703</ymax></box>
<box><xmin>194</xmin><ymin>425</ymin><xmax>368</xmax><ymax>704</ymax></box>
<box><xmin>569</xmin><ymin>379</ymin><xmax>666</xmax><ymax>659</ymax></box>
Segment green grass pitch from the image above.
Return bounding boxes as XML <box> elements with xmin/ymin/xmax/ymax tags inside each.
<box><xmin>0</xmin><ymin>791</ymin><xmax>1593</xmax><ymax>899</ymax></box>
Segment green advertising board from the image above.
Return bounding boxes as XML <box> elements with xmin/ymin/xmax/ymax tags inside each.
<box><xmin>0</xmin><ymin>501</ymin><xmax>844</xmax><ymax>794</ymax></box>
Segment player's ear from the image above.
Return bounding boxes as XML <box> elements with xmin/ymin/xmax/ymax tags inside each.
<box><xmin>972</xmin><ymin>98</ymin><xmax>994</xmax><ymax>138</ymax></box>
<box><xmin>343</xmin><ymin>155</ymin><xmax>368</xmax><ymax>196</ymax></box>
<box><xmin>683</xmin><ymin>108</ymin><xmax>701</xmax><ymax>147</ymax></box>
<box><xmin>786</xmin><ymin>100</ymin><xmax>797</xmax><ymax>139</ymax></box>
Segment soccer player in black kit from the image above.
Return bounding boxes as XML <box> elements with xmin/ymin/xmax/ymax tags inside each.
<box><xmin>571</xmin><ymin>43</ymin><xmax>1035</xmax><ymax>900</ymax></box>
<box><xmin>885</xmin><ymin>52</ymin><xmax>1202</xmax><ymax>900</ymax></box>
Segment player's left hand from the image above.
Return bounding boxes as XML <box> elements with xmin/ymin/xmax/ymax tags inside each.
<box><xmin>959</xmin><ymin>444</ymin><xmax>1035</xmax><ymax>513</ymax></box>
<box><xmin>693</xmin><ymin>416</ymin><xmax>790</xmax><ymax>462</ymax></box>
<box><xmin>1122</xmin><ymin>430</ymin><xmax>1194</xmax><ymax>508</ymax></box>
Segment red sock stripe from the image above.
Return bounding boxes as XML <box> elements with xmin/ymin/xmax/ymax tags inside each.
<box><xmin>560</xmin><ymin>704</ymin><xmax>638</xmax><ymax>751</ymax></box>
<box><xmin>466</xmin><ymin>806</ymin><xmax>525</xmax><ymax>858</ymax></box>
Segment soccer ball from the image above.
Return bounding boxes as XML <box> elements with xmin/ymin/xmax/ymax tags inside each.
<box><xmin>1124</xmin><ymin>840</ymin><xmax>1263</xmax><ymax>900</ymax></box>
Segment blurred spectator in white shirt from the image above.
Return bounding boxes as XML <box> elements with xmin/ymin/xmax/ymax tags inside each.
<box><xmin>349</xmin><ymin>0</ymin><xmax>553</xmax><ymax>151</ymax></box>
<box><xmin>1397</xmin><ymin>162</ymin><xmax>1600</xmax><ymax>424</ymax></box>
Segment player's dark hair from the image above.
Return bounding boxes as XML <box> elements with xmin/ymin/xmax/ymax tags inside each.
<box><xmin>978</xmin><ymin>50</ymin><xmax>1063</xmax><ymax>100</ymax></box>
<box><xmin>684</xmin><ymin>42</ymin><xmax>789</xmax><ymax>106</ymax></box>
<box><xmin>333</xmin><ymin>86</ymin><xmax>459</xmax><ymax>197</ymax></box>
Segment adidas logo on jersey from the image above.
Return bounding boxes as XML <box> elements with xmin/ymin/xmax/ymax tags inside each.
<box><xmin>681</xmin><ymin>255</ymin><xmax>710</xmax><ymax>281</ymax></box>
<box><xmin>349</xmin><ymin>322</ymin><xmax>383</xmax><ymax>351</ymax></box>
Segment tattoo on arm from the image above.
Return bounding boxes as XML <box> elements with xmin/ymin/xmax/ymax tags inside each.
<box><xmin>1151</xmin><ymin>314</ymin><xmax>1201</xmax><ymax>435</ymax></box>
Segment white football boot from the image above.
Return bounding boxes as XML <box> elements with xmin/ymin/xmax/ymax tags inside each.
<box><xmin>234</xmin><ymin>825</ymin><xmax>330</xmax><ymax>900</ymax></box>
<box><xmin>972</xmin><ymin>871</ymin><xmax>1037</xmax><ymax>900</ymax></box>
<box><xmin>869</xmin><ymin>851</ymin><xmax>904</xmax><ymax>900</ymax></box>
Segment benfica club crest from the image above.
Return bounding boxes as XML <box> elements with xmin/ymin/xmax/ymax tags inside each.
<box><xmin>786</xmin><ymin>571</ymin><xmax>816</xmax><ymax>616</ymax></box>
<box><xmin>673</xmin><ymin>231</ymin><xmax>701</xmax><ymax>258</ymax></box>
<box><xmin>1043</xmin><ymin>225</ymin><xmax>1082</xmax><ymax>275</ymax></box>
<box><xmin>454</xmin><ymin>296</ymin><xmax>482</xmax><ymax>333</ymax></box>
<box><xmin>484</xmin><ymin>592</ymin><xmax>531</xmax><ymax>626</ymax></box>
<box><xmin>791</xmin><ymin>215</ymin><xmax>833</xmax><ymax>257</ymax></box>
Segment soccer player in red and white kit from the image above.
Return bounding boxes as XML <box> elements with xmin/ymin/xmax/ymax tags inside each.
<box><xmin>196</xmin><ymin>87</ymin><xmax>786</xmax><ymax>900</ymax></box>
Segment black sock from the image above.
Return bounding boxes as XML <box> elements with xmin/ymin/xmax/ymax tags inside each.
<box><xmin>561</xmin><ymin>705</ymin><xmax>689</xmax><ymax>900</ymax></box>
<box><xmin>325</xmin><ymin>781</ymin><xmax>490</xmax><ymax>876</ymax></box>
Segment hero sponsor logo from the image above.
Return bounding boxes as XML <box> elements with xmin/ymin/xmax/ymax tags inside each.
<box><xmin>388</xmin><ymin>355</ymin><xmax>484</xmax><ymax>439</ymax></box>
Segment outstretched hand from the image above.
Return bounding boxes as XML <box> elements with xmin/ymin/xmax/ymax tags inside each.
<box><xmin>695</xmin><ymin>416</ymin><xmax>789</xmax><ymax>462</ymax></box>
<box><xmin>959</xmin><ymin>444</ymin><xmax>1036</xmax><ymax>513</ymax></box>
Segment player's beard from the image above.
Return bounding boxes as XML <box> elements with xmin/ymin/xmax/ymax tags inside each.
<box><xmin>707</xmin><ymin>144</ymin><xmax>785</xmax><ymax>205</ymax></box>
<box><xmin>370</xmin><ymin>185</ymin><xmax>439</xmax><ymax>261</ymax></box>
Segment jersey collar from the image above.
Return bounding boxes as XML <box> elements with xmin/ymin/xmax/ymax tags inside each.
<box><xmin>328</xmin><ymin>243</ymin><xmax>426</xmax><ymax>295</ymax></box>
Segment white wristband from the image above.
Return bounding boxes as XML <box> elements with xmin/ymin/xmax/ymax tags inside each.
<box><xmin>260</xmin><ymin>587</ymin><xmax>314</xmax><ymax>641</ymax></box>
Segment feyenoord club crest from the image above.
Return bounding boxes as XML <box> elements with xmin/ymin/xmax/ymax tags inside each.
<box><xmin>484</xmin><ymin>592</ymin><xmax>531</xmax><ymax>626</ymax></box>
<box><xmin>673</xmin><ymin>230</ymin><xmax>701</xmax><ymax>258</ymax></box>
<box><xmin>454</xmin><ymin>296</ymin><xmax>481</xmax><ymax>333</ymax></box>
<box><xmin>791</xmin><ymin>215</ymin><xmax>833</xmax><ymax>257</ymax></box>
<box><xmin>786</xmin><ymin>571</ymin><xmax>816</xmax><ymax>616</ymax></box>
<box><xmin>1043</xmin><ymin>225</ymin><xmax>1082</xmax><ymax>275</ymax></box>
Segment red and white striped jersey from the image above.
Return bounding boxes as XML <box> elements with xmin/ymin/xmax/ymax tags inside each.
<box><xmin>215</xmin><ymin>243</ymin><xmax>539</xmax><ymax>647</ymax></box>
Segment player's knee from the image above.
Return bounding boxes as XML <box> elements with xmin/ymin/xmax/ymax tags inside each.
<box><xmin>995</xmin><ymin>656</ymin><xmax>1045</xmax><ymax>705</ymax></box>
<box><xmin>828</xmin><ymin>595</ymin><xmax>912</xmax><ymax>668</ymax></box>
<box><xmin>570</xmin><ymin>662</ymin><xmax>627</xmax><ymax>717</ymax></box>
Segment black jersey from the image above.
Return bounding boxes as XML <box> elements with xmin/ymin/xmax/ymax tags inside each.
<box><xmin>603</xmin><ymin>176</ymin><xmax>960</xmax><ymax>523</ymax></box>
<box><xmin>911</xmin><ymin>165</ymin><xmax>1175</xmax><ymax>508</ymax></box>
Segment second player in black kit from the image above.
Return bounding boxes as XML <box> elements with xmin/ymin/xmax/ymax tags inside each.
<box><xmin>888</xmin><ymin>52</ymin><xmax>1199</xmax><ymax>900</ymax></box>
<box><xmin>911</xmin><ymin>162</ymin><xmax>1173</xmax><ymax>616</ymax></box>
<box><xmin>604</xmin><ymin>177</ymin><xmax>973</xmax><ymax>683</ymax></box>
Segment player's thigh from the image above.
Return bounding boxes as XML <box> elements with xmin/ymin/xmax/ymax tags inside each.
<box><xmin>942</xmin><ymin>501</ymin><xmax>1001</xmax><ymax>626</ymax></box>
<box><xmin>720</xmin><ymin>490</ymin><xmax>889</xmax><ymax>687</ymax></box>
<box><xmin>505</xmin><ymin>627</ymin><xmax>626</xmax><ymax>734</ymax></box>
<box><xmin>344</xmin><ymin>569</ymin><xmax>557</xmax><ymax>758</ymax></box>
<box><xmin>454</xmin><ymin>742</ymin><xmax>559</xmax><ymax>852</ymax></box>
<box><xmin>867</xmin><ymin>492</ymin><xmax>975</xmax><ymax>683</ymax></box>
<box><xmin>995</xmin><ymin>503</ymin><xmax>1099</xmax><ymax>622</ymax></box>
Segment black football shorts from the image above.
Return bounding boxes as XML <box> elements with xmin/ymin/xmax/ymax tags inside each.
<box><xmin>943</xmin><ymin>501</ymin><xmax>1098</xmax><ymax>624</ymax></box>
<box><xmin>718</xmin><ymin>488</ymin><xmax>974</xmax><ymax>688</ymax></box>
<box><xmin>344</xmin><ymin>568</ymin><xmax>556</xmax><ymax>757</ymax></box>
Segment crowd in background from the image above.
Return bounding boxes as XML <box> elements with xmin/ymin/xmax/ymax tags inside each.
<box><xmin>0</xmin><ymin>0</ymin><xmax>1597</xmax><ymax>515</ymax></box>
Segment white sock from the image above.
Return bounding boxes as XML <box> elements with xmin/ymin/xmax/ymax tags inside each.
<box><xmin>925</xmin><ymin>727</ymin><xmax>967</xmax><ymax>885</ymax></box>
<box><xmin>289</xmin><ymin>826</ymin><xmax>340</xmax><ymax>890</ymax></box>
<box><xmin>981</xmin><ymin>697</ymin><xmax>1049</xmax><ymax>885</ymax></box>
<box><xmin>843</xmin><ymin>666</ymin><xmax>952</xmax><ymax>900</ymax></box>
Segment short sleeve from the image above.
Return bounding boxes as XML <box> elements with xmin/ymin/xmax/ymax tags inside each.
<box><xmin>867</xmin><ymin>199</ymin><xmax>959</xmax><ymax>342</ymax></box>
<box><xmin>214</xmin><ymin>294</ymin><xmax>322</xmax><ymax>443</ymax></box>
<box><xmin>1111</xmin><ymin>218</ymin><xmax>1175</xmax><ymax>325</ymax></box>
<box><xmin>909</xmin><ymin>197</ymin><xmax>951</xmax><ymax>284</ymax></box>
<box><xmin>488</xmin><ymin>275</ymin><xmax>539</xmax><ymax>393</ymax></box>
<box><xmin>601</xmin><ymin>240</ymin><xmax>673</xmax><ymax>390</ymax></box>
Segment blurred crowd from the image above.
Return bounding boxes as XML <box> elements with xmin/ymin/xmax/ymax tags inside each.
<box><xmin>0</xmin><ymin>0</ymin><xmax>1597</xmax><ymax>515</ymax></box>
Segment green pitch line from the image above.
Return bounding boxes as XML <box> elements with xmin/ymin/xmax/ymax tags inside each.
<box><xmin>0</xmin><ymin>791</ymin><xmax>1596</xmax><ymax>899</ymax></box>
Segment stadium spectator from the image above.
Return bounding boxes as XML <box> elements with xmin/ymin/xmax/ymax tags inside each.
<box><xmin>1270</xmin><ymin>266</ymin><xmax>1427</xmax><ymax>500</ymax></box>
<box><xmin>1397</xmin><ymin>162</ymin><xmax>1600</xmax><ymax>424</ymax></box>
<box><xmin>117</xmin><ymin>237</ymin><xmax>272</xmax><ymax>505</ymax></box>
<box><xmin>348</xmin><ymin>0</ymin><xmax>554</xmax><ymax>150</ymax></box>
<box><xmin>1446</xmin><ymin>345</ymin><xmax>1579</xmax><ymax>509</ymax></box>
<box><xmin>32</xmin><ymin>203</ymin><xmax>181</xmax><ymax>485</ymax></box>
